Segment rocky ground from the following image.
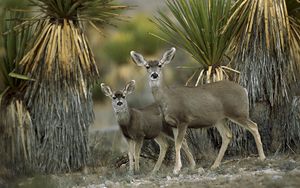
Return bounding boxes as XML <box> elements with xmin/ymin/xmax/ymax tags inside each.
<box><xmin>5</xmin><ymin>154</ymin><xmax>300</xmax><ymax>188</ymax></box>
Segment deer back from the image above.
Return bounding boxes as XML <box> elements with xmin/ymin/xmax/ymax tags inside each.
<box><xmin>159</xmin><ymin>81</ymin><xmax>249</xmax><ymax>127</ymax></box>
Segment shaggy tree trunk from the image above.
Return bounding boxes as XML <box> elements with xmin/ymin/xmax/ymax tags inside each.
<box><xmin>18</xmin><ymin>19</ymin><xmax>99</xmax><ymax>173</ymax></box>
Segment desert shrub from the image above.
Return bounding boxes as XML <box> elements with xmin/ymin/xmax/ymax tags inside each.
<box><xmin>103</xmin><ymin>32</ymin><xmax>135</xmax><ymax>64</ymax></box>
<box><xmin>101</xmin><ymin>14</ymin><xmax>165</xmax><ymax>65</ymax></box>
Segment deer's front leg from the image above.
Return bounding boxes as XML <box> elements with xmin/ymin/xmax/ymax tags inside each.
<box><xmin>172</xmin><ymin>124</ymin><xmax>188</xmax><ymax>174</ymax></box>
<box><xmin>127</xmin><ymin>139</ymin><xmax>134</xmax><ymax>175</ymax></box>
<box><xmin>134</xmin><ymin>138</ymin><xmax>143</xmax><ymax>173</ymax></box>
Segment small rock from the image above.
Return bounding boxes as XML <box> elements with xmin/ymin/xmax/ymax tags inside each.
<box><xmin>99</xmin><ymin>183</ymin><xmax>106</xmax><ymax>188</ymax></box>
<box><xmin>105</xmin><ymin>180</ymin><xmax>114</xmax><ymax>186</ymax></box>
<box><xmin>272</xmin><ymin>175</ymin><xmax>282</xmax><ymax>180</ymax></box>
<box><xmin>166</xmin><ymin>176</ymin><xmax>172</xmax><ymax>181</ymax></box>
<box><xmin>290</xmin><ymin>168</ymin><xmax>300</xmax><ymax>175</ymax></box>
<box><xmin>120</xmin><ymin>164</ymin><xmax>126</xmax><ymax>169</ymax></box>
<box><xmin>289</xmin><ymin>159</ymin><xmax>296</xmax><ymax>163</ymax></box>
<box><xmin>238</xmin><ymin>168</ymin><xmax>245</xmax><ymax>172</ymax></box>
<box><xmin>198</xmin><ymin>167</ymin><xmax>205</xmax><ymax>174</ymax></box>
<box><xmin>179</xmin><ymin>174</ymin><xmax>183</xmax><ymax>178</ymax></box>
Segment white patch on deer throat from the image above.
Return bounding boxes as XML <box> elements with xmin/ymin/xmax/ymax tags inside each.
<box><xmin>115</xmin><ymin>108</ymin><xmax>130</xmax><ymax>125</ymax></box>
<box><xmin>149</xmin><ymin>79</ymin><xmax>161</xmax><ymax>88</ymax></box>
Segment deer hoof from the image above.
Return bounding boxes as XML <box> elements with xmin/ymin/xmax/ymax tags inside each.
<box><xmin>190</xmin><ymin>162</ymin><xmax>196</xmax><ymax>170</ymax></box>
<box><xmin>173</xmin><ymin>169</ymin><xmax>179</xmax><ymax>175</ymax></box>
<box><xmin>150</xmin><ymin>170</ymin><xmax>158</xmax><ymax>176</ymax></box>
<box><xmin>259</xmin><ymin>155</ymin><xmax>266</xmax><ymax>161</ymax></box>
<box><xmin>173</xmin><ymin>167</ymin><xmax>181</xmax><ymax>175</ymax></box>
<box><xmin>128</xmin><ymin>170</ymin><xmax>134</xmax><ymax>176</ymax></box>
<box><xmin>210</xmin><ymin>164</ymin><xmax>219</xmax><ymax>170</ymax></box>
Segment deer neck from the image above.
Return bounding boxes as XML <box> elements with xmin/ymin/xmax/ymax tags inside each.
<box><xmin>151</xmin><ymin>80</ymin><xmax>169</xmax><ymax>107</ymax></box>
<box><xmin>114</xmin><ymin>106</ymin><xmax>131</xmax><ymax>126</ymax></box>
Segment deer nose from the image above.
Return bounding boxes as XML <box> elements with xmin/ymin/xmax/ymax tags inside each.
<box><xmin>117</xmin><ymin>101</ymin><xmax>123</xmax><ymax>106</ymax></box>
<box><xmin>151</xmin><ymin>73</ymin><xmax>158</xmax><ymax>79</ymax></box>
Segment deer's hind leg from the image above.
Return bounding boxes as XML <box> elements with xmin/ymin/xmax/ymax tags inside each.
<box><xmin>232</xmin><ymin>118</ymin><xmax>266</xmax><ymax>161</ymax></box>
<box><xmin>152</xmin><ymin>134</ymin><xmax>169</xmax><ymax>174</ymax></box>
<box><xmin>181</xmin><ymin>139</ymin><xmax>196</xmax><ymax>170</ymax></box>
<box><xmin>211</xmin><ymin>120</ymin><xmax>232</xmax><ymax>169</ymax></box>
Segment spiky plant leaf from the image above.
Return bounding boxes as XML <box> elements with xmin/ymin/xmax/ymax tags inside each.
<box><xmin>153</xmin><ymin>0</ymin><xmax>245</xmax><ymax>84</ymax></box>
<box><xmin>27</xmin><ymin>0</ymin><xmax>129</xmax><ymax>29</ymax></box>
<box><xmin>0</xmin><ymin>11</ymin><xmax>33</xmax><ymax>102</ymax></box>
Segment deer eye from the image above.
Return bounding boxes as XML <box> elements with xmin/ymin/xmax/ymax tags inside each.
<box><xmin>112</xmin><ymin>96</ymin><xmax>117</xmax><ymax>99</ymax></box>
<box><xmin>158</xmin><ymin>64</ymin><xmax>162</xmax><ymax>68</ymax></box>
<box><xmin>122</xmin><ymin>96</ymin><xmax>125</xmax><ymax>98</ymax></box>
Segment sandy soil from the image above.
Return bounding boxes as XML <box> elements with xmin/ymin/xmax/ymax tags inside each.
<box><xmin>8</xmin><ymin>154</ymin><xmax>300</xmax><ymax>188</ymax></box>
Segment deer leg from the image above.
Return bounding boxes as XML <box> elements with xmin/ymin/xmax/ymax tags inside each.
<box><xmin>236</xmin><ymin>119</ymin><xmax>266</xmax><ymax>161</ymax></box>
<box><xmin>127</xmin><ymin>139</ymin><xmax>134</xmax><ymax>174</ymax></box>
<box><xmin>163</xmin><ymin>131</ymin><xmax>196</xmax><ymax>170</ymax></box>
<box><xmin>181</xmin><ymin>138</ymin><xmax>196</xmax><ymax>170</ymax></box>
<box><xmin>134</xmin><ymin>138</ymin><xmax>143</xmax><ymax>173</ymax></box>
<box><xmin>173</xmin><ymin>124</ymin><xmax>187</xmax><ymax>174</ymax></box>
<box><xmin>152</xmin><ymin>134</ymin><xmax>169</xmax><ymax>174</ymax></box>
<box><xmin>211</xmin><ymin>121</ymin><xmax>232</xmax><ymax>169</ymax></box>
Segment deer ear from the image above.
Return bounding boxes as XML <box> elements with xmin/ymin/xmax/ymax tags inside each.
<box><xmin>130</xmin><ymin>51</ymin><xmax>147</xmax><ymax>67</ymax></box>
<box><xmin>159</xmin><ymin>47</ymin><xmax>176</xmax><ymax>66</ymax></box>
<box><xmin>123</xmin><ymin>80</ymin><xmax>135</xmax><ymax>96</ymax></box>
<box><xmin>100</xmin><ymin>83</ymin><xmax>113</xmax><ymax>98</ymax></box>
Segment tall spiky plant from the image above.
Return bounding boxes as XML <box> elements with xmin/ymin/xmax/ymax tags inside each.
<box><xmin>152</xmin><ymin>0</ymin><xmax>243</xmax><ymax>85</ymax></box>
<box><xmin>282</xmin><ymin>0</ymin><xmax>300</xmax><ymax>152</ymax></box>
<box><xmin>226</xmin><ymin>0</ymin><xmax>300</xmax><ymax>152</ymax></box>
<box><xmin>12</xmin><ymin>0</ymin><xmax>129</xmax><ymax>173</ymax></box>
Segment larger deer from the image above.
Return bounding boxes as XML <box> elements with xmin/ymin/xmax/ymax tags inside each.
<box><xmin>131</xmin><ymin>48</ymin><xmax>266</xmax><ymax>174</ymax></box>
<box><xmin>101</xmin><ymin>80</ymin><xmax>195</xmax><ymax>174</ymax></box>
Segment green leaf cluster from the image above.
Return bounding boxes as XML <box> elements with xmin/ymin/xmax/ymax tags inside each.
<box><xmin>102</xmin><ymin>15</ymin><xmax>164</xmax><ymax>64</ymax></box>
<box><xmin>153</xmin><ymin>0</ymin><xmax>237</xmax><ymax>68</ymax></box>
<box><xmin>0</xmin><ymin>11</ymin><xmax>34</xmax><ymax>103</ymax></box>
<box><xmin>28</xmin><ymin>0</ymin><xmax>129</xmax><ymax>26</ymax></box>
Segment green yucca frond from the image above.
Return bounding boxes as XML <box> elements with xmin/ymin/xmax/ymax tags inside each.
<box><xmin>0</xmin><ymin>11</ymin><xmax>33</xmax><ymax>104</ymax></box>
<box><xmin>154</xmin><ymin>0</ymin><xmax>234</xmax><ymax>67</ymax></box>
<box><xmin>28</xmin><ymin>0</ymin><xmax>129</xmax><ymax>26</ymax></box>
<box><xmin>153</xmin><ymin>0</ymin><xmax>245</xmax><ymax>84</ymax></box>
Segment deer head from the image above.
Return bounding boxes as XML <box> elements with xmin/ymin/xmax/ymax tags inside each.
<box><xmin>130</xmin><ymin>48</ymin><xmax>176</xmax><ymax>87</ymax></box>
<box><xmin>101</xmin><ymin>80</ymin><xmax>135</xmax><ymax>113</ymax></box>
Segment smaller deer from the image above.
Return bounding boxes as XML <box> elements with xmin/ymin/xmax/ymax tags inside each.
<box><xmin>101</xmin><ymin>80</ymin><xmax>195</xmax><ymax>174</ymax></box>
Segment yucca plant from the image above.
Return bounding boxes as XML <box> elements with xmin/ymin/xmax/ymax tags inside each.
<box><xmin>227</xmin><ymin>0</ymin><xmax>296</xmax><ymax>106</ymax></box>
<box><xmin>225</xmin><ymin>0</ymin><xmax>300</xmax><ymax>153</ymax></box>
<box><xmin>153</xmin><ymin>0</ymin><xmax>242</xmax><ymax>85</ymax></box>
<box><xmin>282</xmin><ymin>0</ymin><xmax>300</xmax><ymax>152</ymax></box>
<box><xmin>9</xmin><ymin>0</ymin><xmax>129</xmax><ymax>173</ymax></box>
